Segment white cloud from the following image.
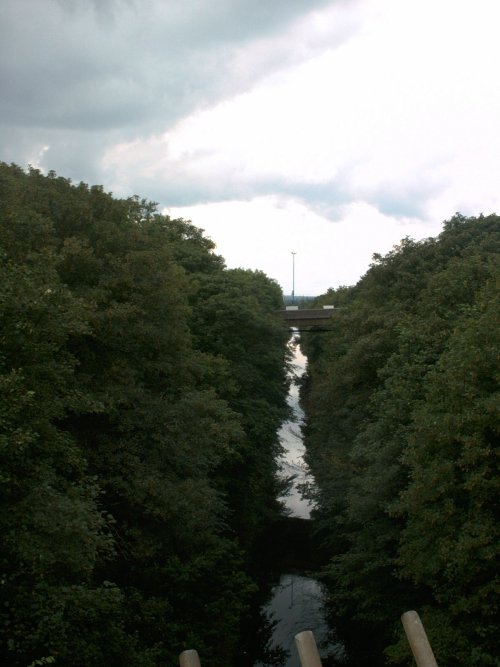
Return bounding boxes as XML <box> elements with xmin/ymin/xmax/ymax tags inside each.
<box><xmin>168</xmin><ymin>197</ymin><xmax>443</xmax><ymax>295</ymax></box>
<box><xmin>104</xmin><ymin>0</ymin><xmax>500</xmax><ymax>224</ymax></box>
<box><xmin>28</xmin><ymin>145</ymin><xmax>50</xmax><ymax>170</ymax></box>
<box><xmin>3</xmin><ymin>0</ymin><xmax>500</xmax><ymax>295</ymax></box>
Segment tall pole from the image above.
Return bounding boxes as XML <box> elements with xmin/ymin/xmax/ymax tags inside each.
<box><xmin>291</xmin><ymin>252</ymin><xmax>296</xmax><ymax>304</ymax></box>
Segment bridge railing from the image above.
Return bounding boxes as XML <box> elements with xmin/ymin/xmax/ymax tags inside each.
<box><xmin>178</xmin><ymin>610</ymin><xmax>438</xmax><ymax>666</ymax></box>
<box><xmin>401</xmin><ymin>611</ymin><xmax>438</xmax><ymax>667</ymax></box>
<box><xmin>179</xmin><ymin>631</ymin><xmax>323</xmax><ymax>667</ymax></box>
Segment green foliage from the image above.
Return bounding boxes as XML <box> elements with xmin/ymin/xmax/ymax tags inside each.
<box><xmin>188</xmin><ymin>268</ymin><xmax>291</xmax><ymax>543</ymax></box>
<box><xmin>390</xmin><ymin>277</ymin><xmax>500</xmax><ymax>664</ymax></box>
<box><xmin>0</xmin><ymin>163</ymin><xmax>289</xmax><ymax>665</ymax></box>
<box><xmin>301</xmin><ymin>214</ymin><xmax>500</xmax><ymax>663</ymax></box>
<box><xmin>28</xmin><ymin>658</ymin><xmax>55</xmax><ymax>667</ymax></box>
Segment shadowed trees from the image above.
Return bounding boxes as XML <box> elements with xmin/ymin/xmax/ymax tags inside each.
<box><xmin>0</xmin><ymin>163</ymin><xmax>289</xmax><ymax>666</ymax></box>
<box><xmin>301</xmin><ymin>214</ymin><xmax>499</xmax><ymax>664</ymax></box>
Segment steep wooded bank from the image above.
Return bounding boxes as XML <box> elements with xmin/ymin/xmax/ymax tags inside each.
<box><xmin>0</xmin><ymin>163</ymin><xmax>290</xmax><ymax>666</ymax></box>
<box><xmin>300</xmin><ymin>214</ymin><xmax>499</xmax><ymax>665</ymax></box>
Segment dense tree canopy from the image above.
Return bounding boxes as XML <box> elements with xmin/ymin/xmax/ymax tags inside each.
<box><xmin>301</xmin><ymin>214</ymin><xmax>499</xmax><ymax>665</ymax></box>
<box><xmin>0</xmin><ymin>163</ymin><xmax>290</xmax><ymax>666</ymax></box>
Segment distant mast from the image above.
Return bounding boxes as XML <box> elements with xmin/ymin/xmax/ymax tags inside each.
<box><xmin>291</xmin><ymin>252</ymin><xmax>296</xmax><ymax>305</ymax></box>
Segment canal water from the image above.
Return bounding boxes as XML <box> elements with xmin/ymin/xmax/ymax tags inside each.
<box><xmin>254</xmin><ymin>334</ymin><xmax>346</xmax><ymax>667</ymax></box>
<box><xmin>276</xmin><ymin>338</ymin><xmax>313</xmax><ymax>520</ymax></box>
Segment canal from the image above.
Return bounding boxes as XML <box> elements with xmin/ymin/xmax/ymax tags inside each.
<box><xmin>252</xmin><ymin>334</ymin><xmax>346</xmax><ymax>667</ymax></box>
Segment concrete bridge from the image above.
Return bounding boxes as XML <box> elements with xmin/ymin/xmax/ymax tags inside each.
<box><xmin>278</xmin><ymin>306</ymin><xmax>335</xmax><ymax>328</ymax></box>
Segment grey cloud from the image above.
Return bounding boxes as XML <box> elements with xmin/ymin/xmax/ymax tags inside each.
<box><xmin>125</xmin><ymin>167</ymin><xmax>440</xmax><ymax>226</ymax></box>
<box><xmin>1</xmin><ymin>0</ymin><xmax>339</xmax><ymax>184</ymax></box>
<box><xmin>0</xmin><ymin>0</ymin><xmax>334</xmax><ymax>130</ymax></box>
<box><xmin>54</xmin><ymin>0</ymin><xmax>333</xmax><ymax>40</ymax></box>
<box><xmin>279</xmin><ymin>178</ymin><xmax>441</xmax><ymax>222</ymax></box>
<box><xmin>118</xmin><ymin>166</ymin><xmax>351</xmax><ymax>218</ymax></box>
<box><xmin>367</xmin><ymin>182</ymin><xmax>443</xmax><ymax>220</ymax></box>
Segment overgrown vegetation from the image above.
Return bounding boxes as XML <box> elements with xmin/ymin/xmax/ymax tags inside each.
<box><xmin>3</xmin><ymin>164</ymin><xmax>498</xmax><ymax>665</ymax></box>
<box><xmin>301</xmin><ymin>214</ymin><xmax>499</xmax><ymax>665</ymax></box>
<box><xmin>0</xmin><ymin>163</ymin><xmax>290</xmax><ymax>666</ymax></box>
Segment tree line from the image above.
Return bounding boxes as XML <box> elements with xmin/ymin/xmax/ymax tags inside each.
<box><xmin>0</xmin><ymin>163</ymin><xmax>291</xmax><ymax>666</ymax></box>
<box><xmin>300</xmin><ymin>214</ymin><xmax>499</xmax><ymax>665</ymax></box>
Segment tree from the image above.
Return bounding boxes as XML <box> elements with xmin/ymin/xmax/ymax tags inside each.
<box><xmin>300</xmin><ymin>213</ymin><xmax>500</xmax><ymax>663</ymax></box>
<box><xmin>389</xmin><ymin>277</ymin><xmax>500</xmax><ymax>665</ymax></box>
<box><xmin>0</xmin><ymin>163</ymin><xmax>291</xmax><ymax>665</ymax></box>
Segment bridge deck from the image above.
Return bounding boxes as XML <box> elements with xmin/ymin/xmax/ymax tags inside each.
<box><xmin>278</xmin><ymin>308</ymin><xmax>334</xmax><ymax>328</ymax></box>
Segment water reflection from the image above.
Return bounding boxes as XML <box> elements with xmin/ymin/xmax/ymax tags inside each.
<box><xmin>256</xmin><ymin>575</ymin><xmax>344</xmax><ymax>667</ymax></box>
<box><xmin>277</xmin><ymin>336</ymin><xmax>313</xmax><ymax>519</ymax></box>
<box><xmin>254</xmin><ymin>334</ymin><xmax>345</xmax><ymax>666</ymax></box>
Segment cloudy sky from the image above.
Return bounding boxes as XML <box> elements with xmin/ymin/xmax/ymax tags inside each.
<box><xmin>2</xmin><ymin>0</ymin><xmax>499</xmax><ymax>295</ymax></box>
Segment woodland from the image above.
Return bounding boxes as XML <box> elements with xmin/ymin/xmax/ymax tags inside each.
<box><xmin>1</xmin><ymin>163</ymin><xmax>498</xmax><ymax>667</ymax></box>
<box><xmin>0</xmin><ymin>163</ymin><xmax>291</xmax><ymax>666</ymax></box>
<box><xmin>301</xmin><ymin>213</ymin><xmax>499</xmax><ymax>665</ymax></box>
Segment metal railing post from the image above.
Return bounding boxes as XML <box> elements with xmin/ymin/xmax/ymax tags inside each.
<box><xmin>295</xmin><ymin>630</ymin><xmax>323</xmax><ymax>667</ymax></box>
<box><xmin>401</xmin><ymin>610</ymin><xmax>438</xmax><ymax>667</ymax></box>
<box><xmin>179</xmin><ymin>649</ymin><xmax>202</xmax><ymax>667</ymax></box>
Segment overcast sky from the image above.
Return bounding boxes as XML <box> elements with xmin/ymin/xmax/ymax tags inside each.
<box><xmin>2</xmin><ymin>0</ymin><xmax>499</xmax><ymax>295</ymax></box>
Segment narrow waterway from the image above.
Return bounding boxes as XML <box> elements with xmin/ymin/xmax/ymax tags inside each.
<box><xmin>254</xmin><ymin>334</ymin><xmax>345</xmax><ymax>667</ymax></box>
<box><xmin>276</xmin><ymin>337</ymin><xmax>313</xmax><ymax>520</ymax></box>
